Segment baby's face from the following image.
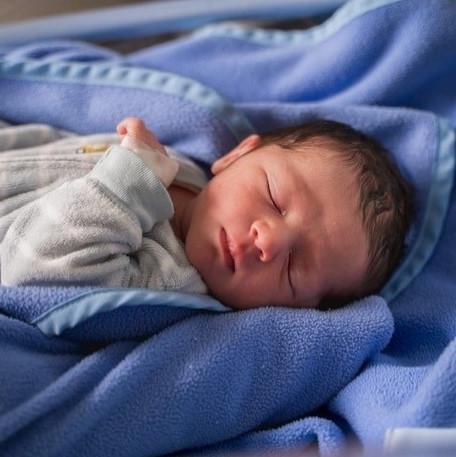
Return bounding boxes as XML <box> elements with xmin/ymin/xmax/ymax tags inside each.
<box><xmin>184</xmin><ymin>142</ymin><xmax>369</xmax><ymax>309</ymax></box>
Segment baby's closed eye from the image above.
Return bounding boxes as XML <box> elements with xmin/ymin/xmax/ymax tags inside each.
<box><xmin>287</xmin><ymin>250</ymin><xmax>296</xmax><ymax>299</ymax></box>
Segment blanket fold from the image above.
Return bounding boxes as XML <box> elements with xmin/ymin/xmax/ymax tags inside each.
<box><xmin>0</xmin><ymin>299</ymin><xmax>392</xmax><ymax>456</ymax></box>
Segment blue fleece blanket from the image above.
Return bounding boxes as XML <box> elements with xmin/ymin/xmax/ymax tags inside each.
<box><xmin>0</xmin><ymin>0</ymin><xmax>456</xmax><ymax>455</ymax></box>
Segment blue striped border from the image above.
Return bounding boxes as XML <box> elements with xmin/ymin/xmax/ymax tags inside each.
<box><xmin>0</xmin><ymin>58</ymin><xmax>255</xmax><ymax>141</ymax></box>
<box><xmin>381</xmin><ymin>118</ymin><xmax>455</xmax><ymax>302</ymax></box>
<box><xmin>33</xmin><ymin>288</ymin><xmax>229</xmax><ymax>336</ymax></box>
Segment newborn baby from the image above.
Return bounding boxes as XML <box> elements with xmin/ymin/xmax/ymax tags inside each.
<box><xmin>0</xmin><ymin>117</ymin><xmax>413</xmax><ymax>310</ymax></box>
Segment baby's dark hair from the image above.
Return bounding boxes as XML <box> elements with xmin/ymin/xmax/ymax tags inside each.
<box><xmin>261</xmin><ymin>119</ymin><xmax>414</xmax><ymax>308</ymax></box>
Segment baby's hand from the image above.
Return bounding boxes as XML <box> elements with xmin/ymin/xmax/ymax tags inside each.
<box><xmin>116</xmin><ymin>117</ymin><xmax>178</xmax><ymax>187</ymax></box>
<box><xmin>117</xmin><ymin>117</ymin><xmax>168</xmax><ymax>156</ymax></box>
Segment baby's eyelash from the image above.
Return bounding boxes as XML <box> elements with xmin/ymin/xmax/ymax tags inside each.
<box><xmin>266</xmin><ymin>177</ymin><xmax>281</xmax><ymax>213</ymax></box>
<box><xmin>287</xmin><ymin>251</ymin><xmax>295</xmax><ymax>298</ymax></box>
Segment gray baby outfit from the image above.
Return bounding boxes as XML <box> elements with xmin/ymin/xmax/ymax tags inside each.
<box><xmin>0</xmin><ymin>122</ymin><xmax>208</xmax><ymax>294</ymax></box>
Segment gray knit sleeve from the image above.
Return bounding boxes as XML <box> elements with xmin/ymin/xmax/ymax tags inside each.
<box><xmin>1</xmin><ymin>146</ymin><xmax>176</xmax><ymax>287</ymax></box>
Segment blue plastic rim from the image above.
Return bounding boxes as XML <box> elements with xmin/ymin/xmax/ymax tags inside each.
<box><xmin>0</xmin><ymin>0</ymin><xmax>347</xmax><ymax>45</ymax></box>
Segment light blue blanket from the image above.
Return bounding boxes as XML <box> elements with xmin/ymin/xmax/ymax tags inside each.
<box><xmin>0</xmin><ymin>0</ymin><xmax>455</xmax><ymax>455</ymax></box>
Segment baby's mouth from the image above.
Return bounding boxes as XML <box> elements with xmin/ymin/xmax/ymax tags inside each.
<box><xmin>220</xmin><ymin>227</ymin><xmax>235</xmax><ymax>272</ymax></box>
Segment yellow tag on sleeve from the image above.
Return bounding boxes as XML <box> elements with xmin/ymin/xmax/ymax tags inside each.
<box><xmin>77</xmin><ymin>144</ymin><xmax>110</xmax><ymax>154</ymax></box>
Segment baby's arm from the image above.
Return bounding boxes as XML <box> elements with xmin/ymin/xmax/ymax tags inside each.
<box><xmin>1</xmin><ymin>119</ymin><xmax>178</xmax><ymax>287</ymax></box>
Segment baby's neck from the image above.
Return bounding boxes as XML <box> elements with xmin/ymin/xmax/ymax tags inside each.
<box><xmin>168</xmin><ymin>184</ymin><xmax>197</xmax><ymax>243</ymax></box>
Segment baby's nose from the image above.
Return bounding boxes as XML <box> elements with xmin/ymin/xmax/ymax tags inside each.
<box><xmin>250</xmin><ymin>220</ymin><xmax>291</xmax><ymax>262</ymax></box>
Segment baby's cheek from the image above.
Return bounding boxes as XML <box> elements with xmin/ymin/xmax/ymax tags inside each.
<box><xmin>222</xmin><ymin>278</ymin><xmax>273</xmax><ymax>309</ymax></box>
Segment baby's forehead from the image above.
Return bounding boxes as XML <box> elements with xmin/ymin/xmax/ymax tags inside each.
<box><xmin>271</xmin><ymin>143</ymin><xmax>361</xmax><ymax>205</ymax></box>
<box><xmin>265</xmin><ymin>139</ymin><xmax>357</xmax><ymax>177</ymax></box>
<box><xmin>262</xmin><ymin>136</ymin><xmax>346</xmax><ymax>159</ymax></box>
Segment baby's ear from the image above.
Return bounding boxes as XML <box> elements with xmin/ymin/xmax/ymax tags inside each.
<box><xmin>211</xmin><ymin>134</ymin><xmax>261</xmax><ymax>175</ymax></box>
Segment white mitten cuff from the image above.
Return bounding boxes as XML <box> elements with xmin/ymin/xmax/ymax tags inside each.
<box><xmin>120</xmin><ymin>136</ymin><xmax>179</xmax><ymax>188</ymax></box>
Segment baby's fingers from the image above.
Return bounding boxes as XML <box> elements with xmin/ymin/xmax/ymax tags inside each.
<box><xmin>116</xmin><ymin>117</ymin><xmax>144</xmax><ymax>137</ymax></box>
<box><xmin>117</xmin><ymin>123</ymin><xmax>127</xmax><ymax>136</ymax></box>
